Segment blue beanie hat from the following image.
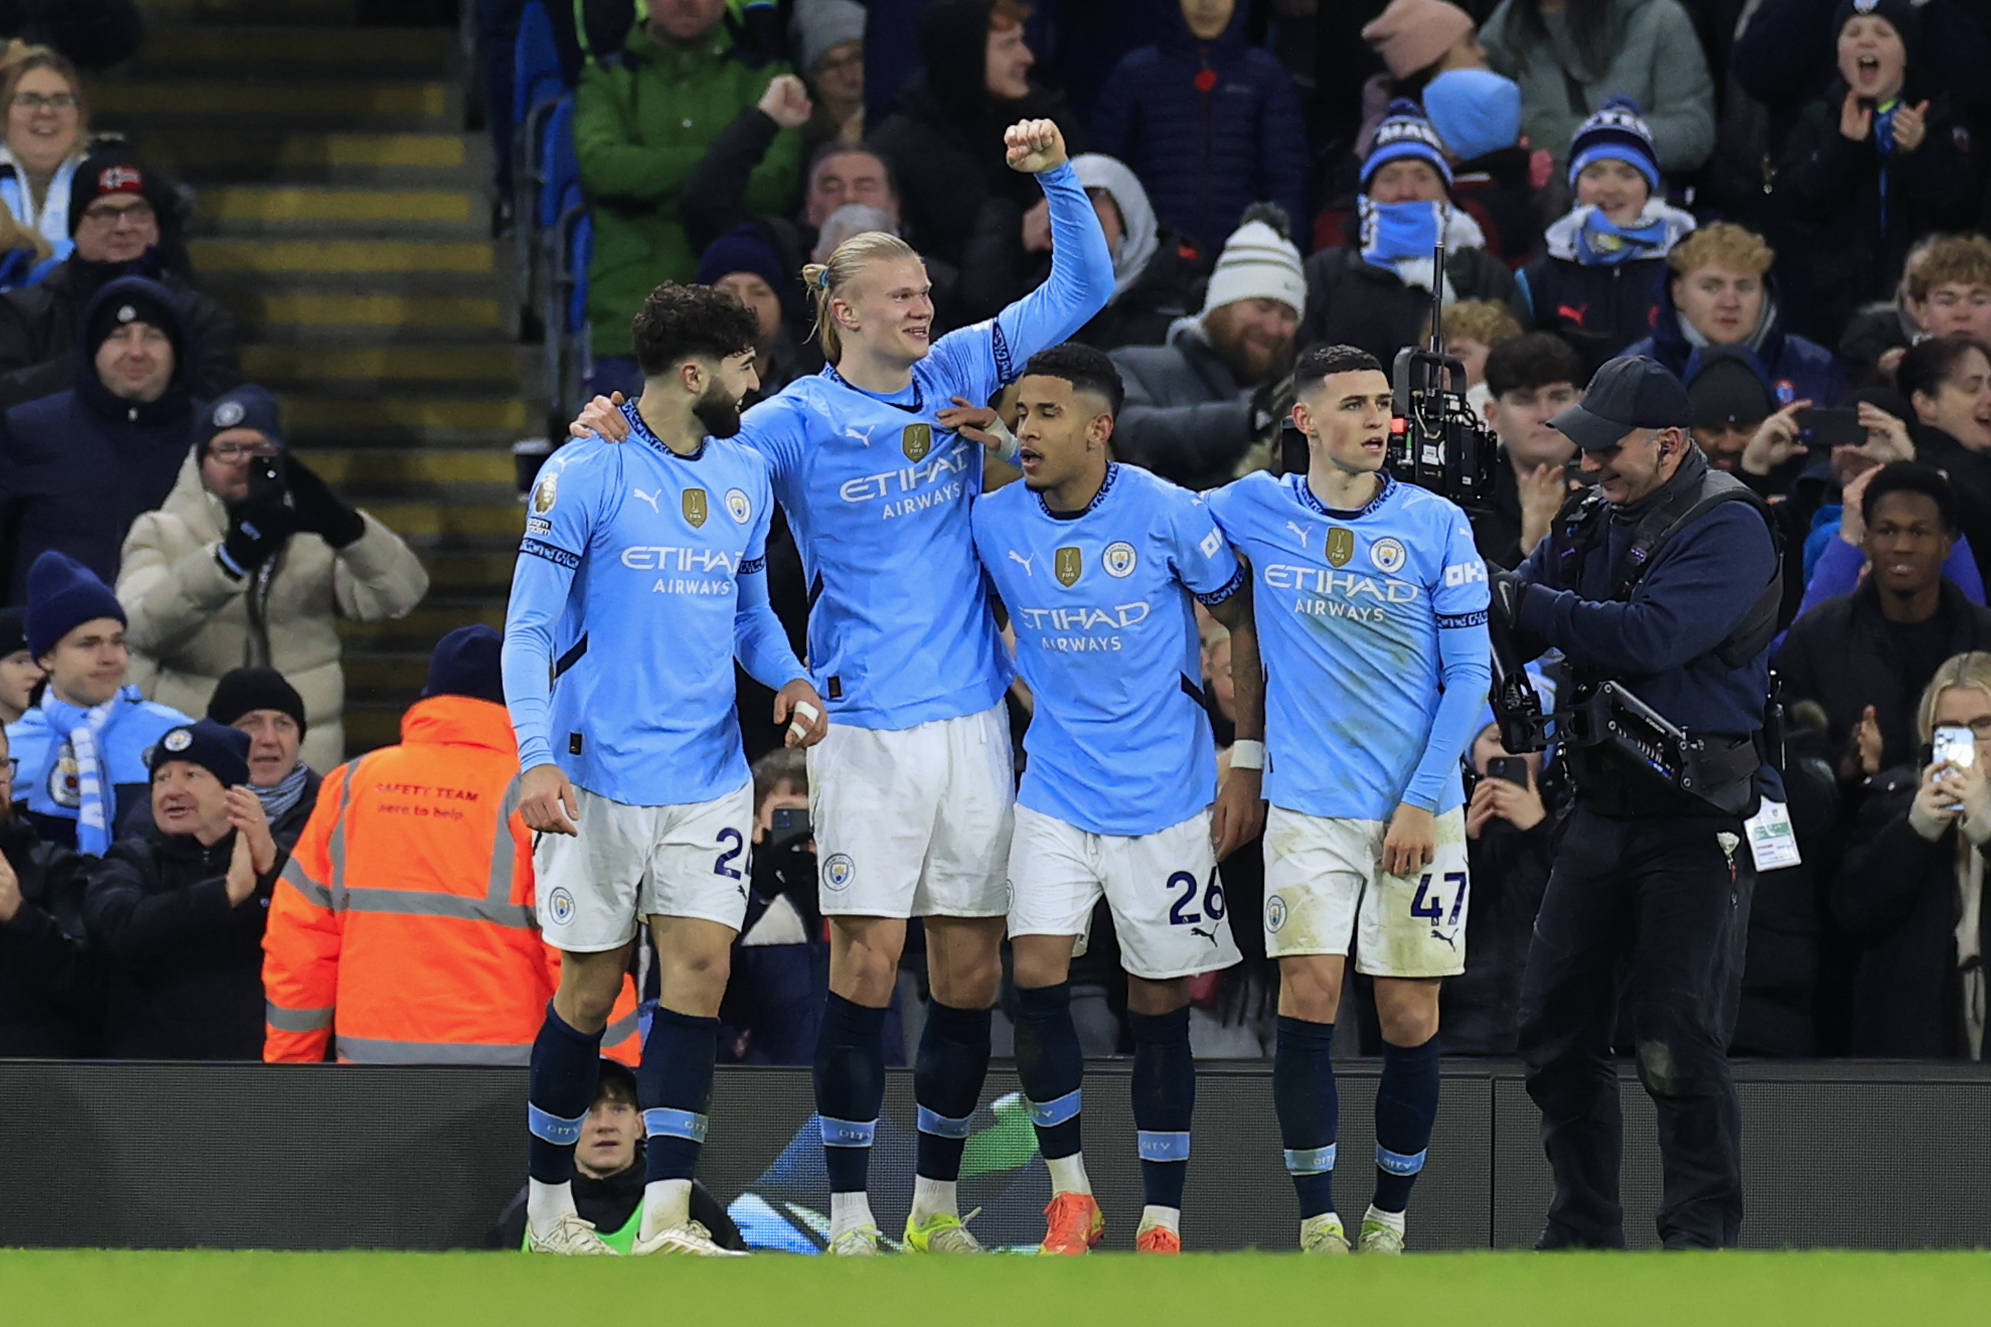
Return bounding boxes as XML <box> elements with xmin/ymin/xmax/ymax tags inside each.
<box><xmin>149</xmin><ymin>719</ymin><xmax>252</xmax><ymax>789</ymax></box>
<box><xmin>423</xmin><ymin>624</ymin><xmax>506</xmax><ymax>706</ymax></box>
<box><xmin>1362</xmin><ymin>99</ymin><xmax>1454</xmax><ymax>191</ymax></box>
<box><xmin>1567</xmin><ymin>96</ymin><xmax>1661</xmax><ymax>194</ymax></box>
<box><xmin>200</xmin><ymin>383</ymin><xmax>285</xmax><ymax>458</ymax></box>
<box><xmin>1423</xmin><ymin>69</ymin><xmax>1522</xmax><ymax>165</ymax></box>
<box><xmin>24</xmin><ymin>550</ymin><xmax>125</xmax><ymax>660</ymax></box>
<box><xmin>697</xmin><ymin>224</ymin><xmax>794</xmax><ymax>324</ymax></box>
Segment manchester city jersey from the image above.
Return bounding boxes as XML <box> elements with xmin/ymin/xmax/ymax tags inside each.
<box><xmin>503</xmin><ymin>403</ymin><xmax>804</xmax><ymax>807</ymax></box>
<box><xmin>735</xmin><ymin>159</ymin><xmax>1114</xmax><ymax>731</ymax></box>
<box><xmin>1207</xmin><ymin>471</ymin><xmax>1491</xmax><ymax>821</ymax></box>
<box><xmin>974</xmin><ymin>464</ymin><xmax>1242</xmax><ymax>836</ymax></box>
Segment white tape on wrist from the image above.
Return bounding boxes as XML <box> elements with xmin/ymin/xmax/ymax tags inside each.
<box><xmin>1229</xmin><ymin>739</ymin><xmax>1266</xmax><ymax>771</ymax></box>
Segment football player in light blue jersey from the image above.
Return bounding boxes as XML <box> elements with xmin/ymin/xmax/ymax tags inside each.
<box><xmin>570</xmin><ymin>118</ymin><xmax>1113</xmax><ymax>1255</ymax></box>
<box><xmin>969</xmin><ymin>344</ymin><xmax>1266</xmax><ymax>1255</ymax></box>
<box><xmin>1207</xmin><ymin>344</ymin><xmax>1492</xmax><ymax>1256</ymax></box>
<box><xmin>503</xmin><ymin>285</ymin><xmax>828</xmax><ymax>1258</ymax></box>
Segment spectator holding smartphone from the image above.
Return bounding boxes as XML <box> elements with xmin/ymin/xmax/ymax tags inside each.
<box><xmin>116</xmin><ymin>385</ymin><xmax>429</xmax><ymax>772</ymax></box>
<box><xmin>1833</xmin><ymin>650</ymin><xmax>1991</xmax><ymax>1059</ymax></box>
<box><xmin>1445</xmin><ymin>699</ymin><xmax>1562</xmax><ymax>1056</ymax></box>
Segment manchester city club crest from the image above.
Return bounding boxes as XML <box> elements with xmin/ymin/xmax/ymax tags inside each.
<box><xmin>902</xmin><ymin>423</ymin><xmax>932</xmax><ymax>461</ymax></box>
<box><xmin>1265</xmin><ymin>894</ymin><xmax>1288</xmax><ymax>933</ymax></box>
<box><xmin>48</xmin><ymin>753</ymin><xmax>81</xmax><ymax>809</ymax></box>
<box><xmin>1054</xmin><ymin>546</ymin><xmax>1084</xmax><ymax>587</ymax></box>
<box><xmin>548</xmin><ymin>888</ymin><xmax>576</xmax><ymax>925</ymax></box>
<box><xmin>1369</xmin><ymin>536</ymin><xmax>1407</xmax><ymax>574</ymax></box>
<box><xmin>213</xmin><ymin>399</ymin><xmax>244</xmax><ymax>429</ymax></box>
<box><xmin>1326</xmin><ymin>527</ymin><xmax>1355</xmax><ymax>568</ymax></box>
<box><xmin>1102</xmin><ymin>541</ymin><xmax>1137</xmax><ymax>577</ymax></box>
<box><xmin>681</xmin><ymin>487</ymin><xmax>709</xmax><ymax>528</ymax></box>
<box><xmin>163</xmin><ymin>728</ymin><xmax>193</xmax><ymax>752</ymax></box>
<box><xmin>725</xmin><ymin>487</ymin><xmax>751</xmax><ymax>524</ymax></box>
<box><xmin>532</xmin><ymin>469</ymin><xmax>558</xmax><ymax>515</ymax></box>
<box><xmin>823</xmin><ymin>853</ymin><xmax>856</xmax><ymax>891</ymax></box>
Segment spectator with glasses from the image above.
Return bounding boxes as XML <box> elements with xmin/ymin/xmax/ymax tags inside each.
<box><xmin>0</xmin><ymin>142</ymin><xmax>239</xmax><ymax>411</ymax></box>
<box><xmin>116</xmin><ymin>385</ymin><xmax>429</xmax><ymax>773</ymax></box>
<box><xmin>0</xmin><ymin>44</ymin><xmax>96</xmax><ymax>263</ymax></box>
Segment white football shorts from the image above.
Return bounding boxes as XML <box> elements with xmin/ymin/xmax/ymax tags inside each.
<box><xmin>1260</xmin><ymin>804</ymin><xmax>1469</xmax><ymax>978</ymax></box>
<box><xmin>534</xmin><ymin>781</ymin><xmax>754</xmax><ymax>952</ymax></box>
<box><xmin>1007</xmin><ymin>803</ymin><xmax>1242</xmax><ymax>981</ymax></box>
<box><xmin>808</xmin><ymin>702</ymin><xmax>1014</xmax><ymax>918</ymax></box>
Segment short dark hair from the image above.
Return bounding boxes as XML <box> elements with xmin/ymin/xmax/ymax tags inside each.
<box><xmin>1293</xmin><ymin>343</ymin><xmax>1384</xmax><ymax>396</ymax></box>
<box><xmin>630</xmin><ymin>282</ymin><xmax>760</xmax><ymax>379</ymax></box>
<box><xmin>1484</xmin><ymin>332</ymin><xmax>1583</xmax><ymax>400</ymax></box>
<box><xmin>1898</xmin><ymin>335</ymin><xmax>1991</xmax><ymax>407</ymax></box>
<box><xmin>594</xmin><ymin>1058</ymin><xmax>638</xmax><ymax>1109</ymax></box>
<box><xmin>1020</xmin><ymin>342</ymin><xmax>1124</xmax><ymax>416</ymax></box>
<box><xmin>1862</xmin><ymin>461</ymin><xmax>1959</xmax><ymax>533</ymax></box>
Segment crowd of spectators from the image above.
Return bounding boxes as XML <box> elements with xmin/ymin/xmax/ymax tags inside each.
<box><xmin>6</xmin><ymin>0</ymin><xmax>1991</xmax><ymax>1067</ymax></box>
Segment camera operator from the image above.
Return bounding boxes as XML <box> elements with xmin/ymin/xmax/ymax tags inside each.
<box><xmin>1490</xmin><ymin>355</ymin><xmax>1782</xmax><ymax>1251</ymax></box>
<box><xmin>719</xmin><ymin>748</ymin><xmax>823</xmax><ymax>1066</ymax></box>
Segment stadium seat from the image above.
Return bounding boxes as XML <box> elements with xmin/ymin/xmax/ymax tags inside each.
<box><xmin>511</xmin><ymin>0</ymin><xmax>566</xmax><ymax>334</ymax></box>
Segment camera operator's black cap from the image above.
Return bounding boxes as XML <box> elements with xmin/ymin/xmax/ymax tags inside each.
<box><xmin>1550</xmin><ymin>355</ymin><xmax>1694</xmax><ymax>451</ymax></box>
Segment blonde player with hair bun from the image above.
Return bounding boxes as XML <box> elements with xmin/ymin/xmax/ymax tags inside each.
<box><xmin>571</xmin><ymin>116</ymin><xmax>1114</xmax><ymax>1256</ymax></box>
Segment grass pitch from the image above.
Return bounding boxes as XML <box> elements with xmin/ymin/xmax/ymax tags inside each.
<box><xmin>5</xmin><ymin>1249</ymin><xmax>1988</xmax><ymax>1327</ymax></box>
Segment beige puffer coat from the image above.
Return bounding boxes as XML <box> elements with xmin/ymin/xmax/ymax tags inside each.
<box><xmin>115</xmin><ymin>449</ymin><xmax>429</xmax><ymax>770</ymax></box>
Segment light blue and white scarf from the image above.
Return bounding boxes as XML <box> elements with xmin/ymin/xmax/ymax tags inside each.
<box><xmin>1357</xmin><ymin>197</ymin><xmax>1487</xmax><ymax>303</ymax></box>
<box><xmin>41</xmin><ymin>685</ymin><xmax>128</xmax><ymax>855</ymax></box>
<box><xmin>254</xmin><ymin>762</ymin><xmax>312</xmax><ymax>822</ymax></box>
<box><xmin>1544</xmin><ymin>201</ymin><xmax>1697</xmax><ymax>267</ymax></box>
<box><xmin>0</xmin><ymin>146</ymin><xmax>83</xmax><ymax>258</ymax></box>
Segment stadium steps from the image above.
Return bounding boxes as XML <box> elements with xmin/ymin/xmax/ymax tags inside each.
<box><xmin>108</xmin><ymin>3</ymin><xmax>533</xmax><ymax>757</ymax></box>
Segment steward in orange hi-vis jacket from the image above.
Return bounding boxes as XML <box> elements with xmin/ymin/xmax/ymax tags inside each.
<box><xmin>261</xmin><ymin>643</ymin><xmax>637</xmax><ymax>1065</ymax></box>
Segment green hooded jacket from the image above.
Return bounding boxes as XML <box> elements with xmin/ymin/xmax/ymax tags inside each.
<box><xmin>574</xmin><ymin>17</ymin><xmax>801</xmax><ymax>356</ymax></box>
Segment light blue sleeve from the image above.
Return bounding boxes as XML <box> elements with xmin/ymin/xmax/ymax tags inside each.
<box><xmin>1404</xmin><ymin>515</ymin><xmax>1493</xmax><ymax>811</ymax></box>
<box><xmin>1169</xmin><ymin>490</ymin><xmax>1244</xmax><ymax>603</ymax></box>
<box><xmin>929</xmin><ymin>161</ymin><xmax>1115</xmax><ymax>402</ymax></box>
<box><xmin>732</xmin><ymin>467</ymin><xmax>807</xmax><ymax>691</ymax></box>
<box><xmin>735</xmin><ymin>393</ymin><xmax>810</xmax><ymax>490</ymax></box>
<box><xmin>501</xmin><ymin>451</ymin><xmax>603</xmax><ymax>772</ymax></box>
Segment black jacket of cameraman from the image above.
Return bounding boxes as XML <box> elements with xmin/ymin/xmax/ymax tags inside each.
<box><xmin>0</xmin><ymin>813</ymin><xmax>98</xmax><ymax>1057</ymax></box>
<box><xmin>1511</xmin><ymin>446</ymin><xmax>1779</xmax><ymax>805</ymax></box>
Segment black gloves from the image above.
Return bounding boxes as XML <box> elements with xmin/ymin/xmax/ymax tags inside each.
<box><xmin>218</xmin><ymin>498</ymin><xmax>297</xmax><ymax>577</ymax></box>
<box><xmin>1490</xmin><ymin>569</ymin><xmax>1530</xmax><ymax>626</ymax></box>
<box><xmin>284</xmin><ymin>457</ymin><xmax>365</xmax><ymax>549</ymax></box>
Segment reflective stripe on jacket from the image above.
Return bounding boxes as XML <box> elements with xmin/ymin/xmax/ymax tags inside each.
<box><xmin>260</xmin><ymin>694</ymin><xmax>638</xmax><ymax>1065</ymax></box>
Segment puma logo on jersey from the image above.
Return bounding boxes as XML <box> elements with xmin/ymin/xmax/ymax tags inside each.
<box><xmin>631</xmin><ymin>488</ymin><xmax>662</xmax><ymax>514</ymax></box>
<box><xmin>1557</xmin><ymin>303</ymin><xmax>1589</xmax><ymax>327</ymax></box>
<box><xmin>1189</xmin><ymin>923</ymin><xmax>1221</xmax><ymax>947</ymax></box>
<box><xmin>1430</xmin><ymin>928</ymin><xmax>1459</xmax><ymax>951</ymax></box>
<box><xmin>843</xmin><ymin>424</ymin><xmax>878</xmax><ymax>447</ymax></box>
<box><xmin>1008</xmin><ymin>550</ymin><xmax>1036</xmax><ymax>576</ymax></box>
<box><xmin>1285</xmin><ymin>521</ymin><xmax>1311</xmax><ymax>548</ymax></box>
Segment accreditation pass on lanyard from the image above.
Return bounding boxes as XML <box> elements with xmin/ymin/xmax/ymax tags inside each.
<box><xmin>1743</xmin><ymin>799</ymin><xmax>1801</xmax><ymax>871</ymax></box>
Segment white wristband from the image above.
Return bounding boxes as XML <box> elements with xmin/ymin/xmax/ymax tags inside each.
<box><xmin>987</xmin><ymin>414</ymin><xmax>1021</xmax><ymax>465</ymax></box>
<box><xmin>1229</xmin><ymin>739</ymin><xmax>1266</xmax><ymax>771</ymax></box>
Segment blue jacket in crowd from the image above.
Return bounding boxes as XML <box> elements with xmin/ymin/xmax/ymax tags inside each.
<box><xmin>1091</xmin><ymin>0</ymin><xmax>1308</xmax><ymax>259</ymax></box>
<box><xmin>6</xmin><ymin>687</ymin><xmax>191</xmax><ymax>851</ymax></box>
<box><xmin>1620</xmin><ymin>272</ymin><xmax>1840</xmax><ymax>409</ymax></box>
<box><xmin>0</xmin><ymin>275</ymin><xmax>203</xmax><ymax>603</ymax></box>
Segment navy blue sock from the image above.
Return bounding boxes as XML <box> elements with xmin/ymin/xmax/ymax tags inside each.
<box><xmin>527</xmin><ymin>1003</ymin><xmax>603</xmax><ymax>1184</ymax></box>
<box><xmin>1273</xmin><ymin>1014</ymin><xmax>1338</xmax><ymax>1219</ymax></box>
<box><xmin>913</xmin><ymin>999</ymin><xmax>992</xmax><ymax>1182</ymax></box>
<box><xmin>638</xmin><ymin>1004</ymin><xmax>719</xmax><ymax>1184</ymax></box>
<box><xmin>812</xmin><ymin>992</ymin><xmax>887</xmax><ymax>1193</ymax></box>
<box><xmin>1373</xmin><ymin>1034</ymin><xmax>1440</xmax><ymax>1213</ymax></box>
<box><xmin>1011</xmin><ymin>981</ymin><xmax>1084</xmax><ymax>1159</ymax></box>
<box><xmin>1129</xmin><ymin>1006</ymin><xmax>1194</xmax><ymax>1211</ymax></box>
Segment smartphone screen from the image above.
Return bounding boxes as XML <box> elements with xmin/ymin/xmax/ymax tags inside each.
<box><xmin>1792</xmin><ymin>407</ymin><xmax>1864</xmax><ymax>450</ymax></box>
<box><xmin>1934</xmin><ymin>725</ymin><xmax>1978</xmax><ymax>771</ymax></box>
<box><xmin>1488</xmin><ymin>756</ymin><xmax>1529</xmax><ymax>787</ymax></box>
